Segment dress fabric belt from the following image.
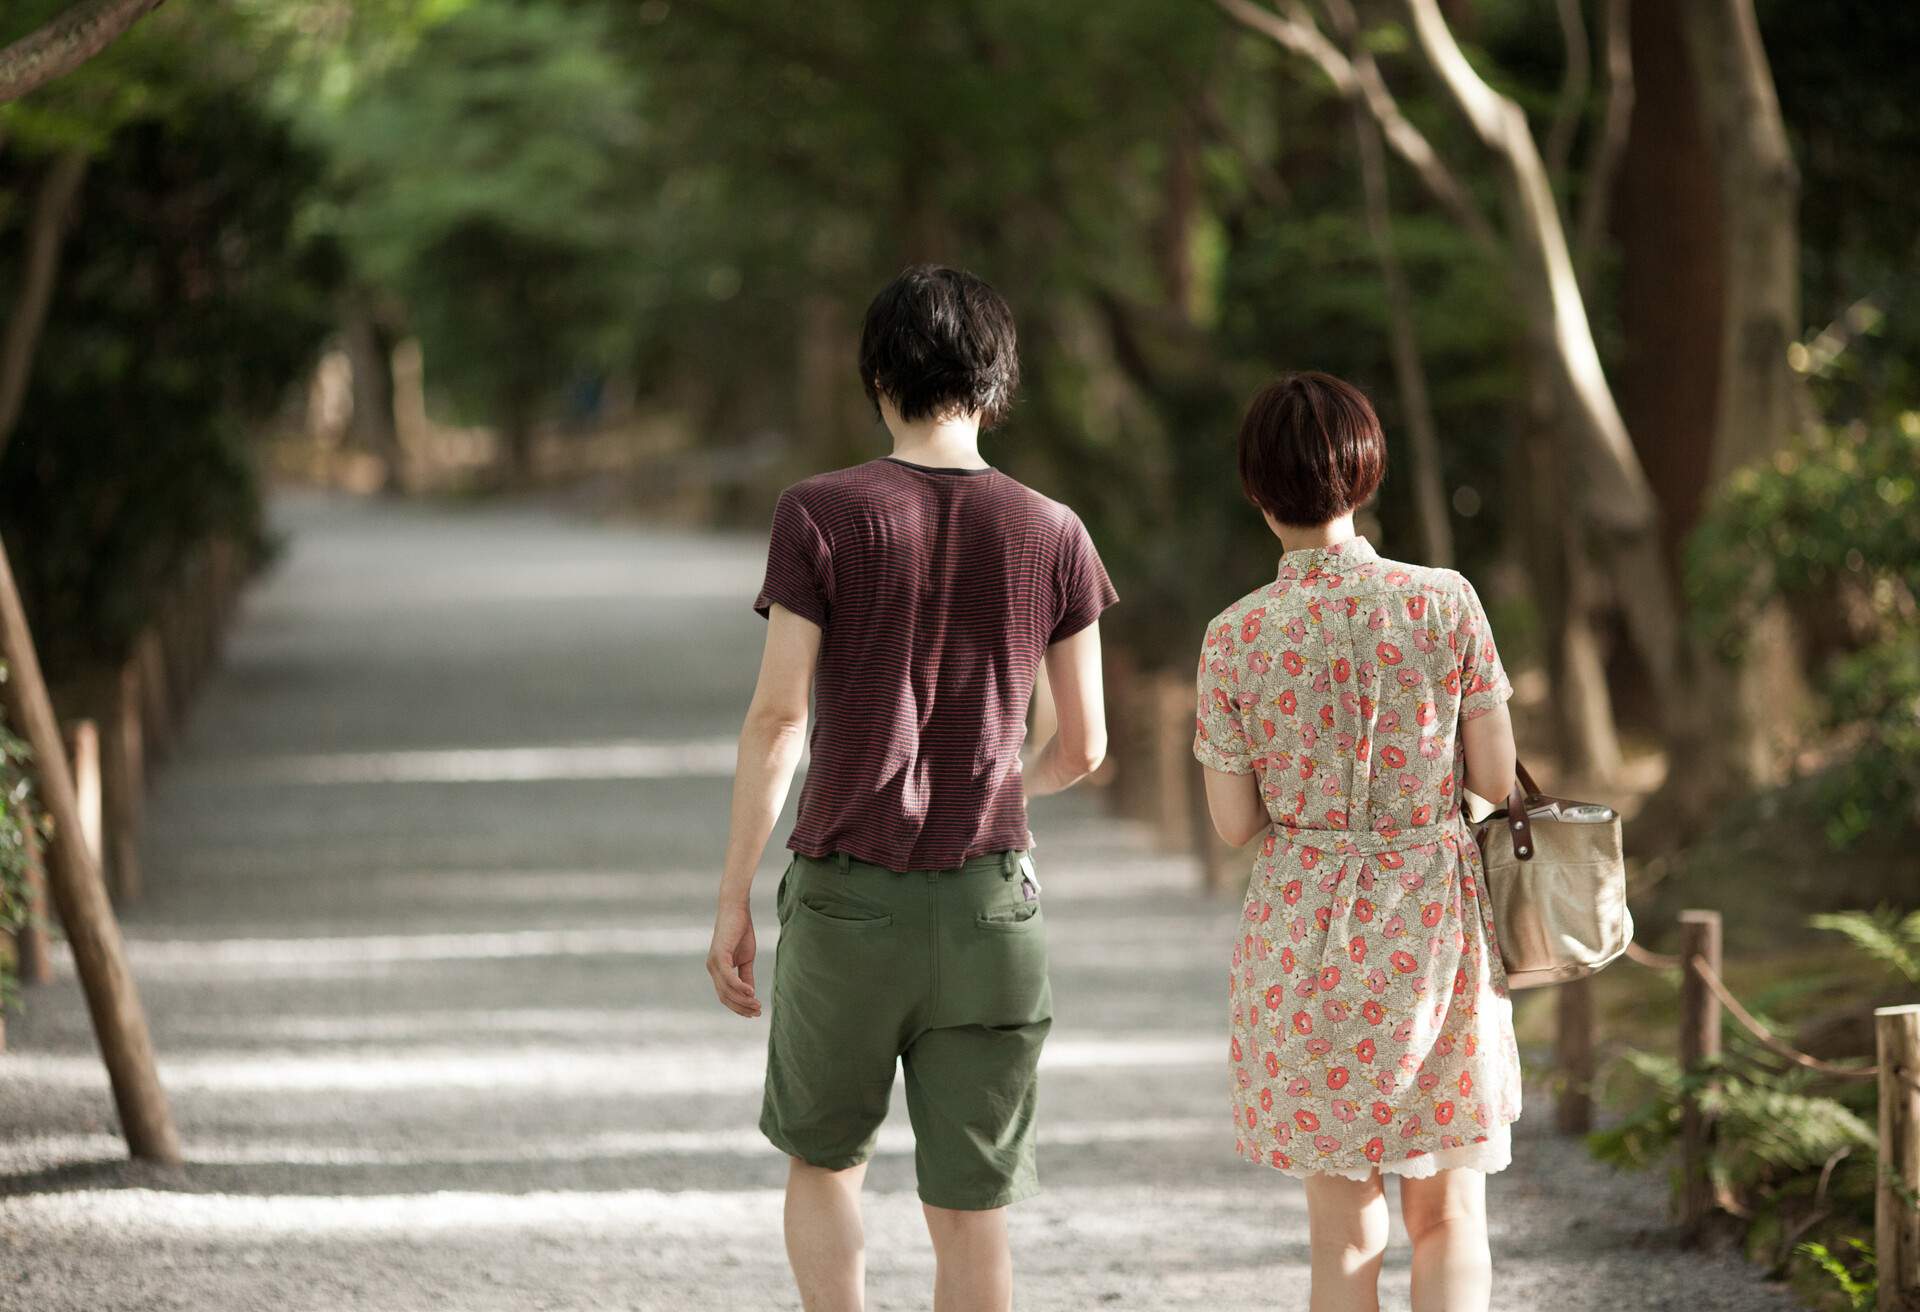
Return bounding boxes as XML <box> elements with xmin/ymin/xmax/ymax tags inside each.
<box><xmin>1268</xmin><ymin>818</ymin><xmax>1461</xmax><ymax>856</ymax></box>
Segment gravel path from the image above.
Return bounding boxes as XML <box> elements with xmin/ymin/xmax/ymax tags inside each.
<box><xmin>0</xmin><ymin>491</ymin><xmax>1800</xmax><ymax>1311</ymax></box>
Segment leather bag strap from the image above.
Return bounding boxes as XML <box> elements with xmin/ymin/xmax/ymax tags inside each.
<box><xmin>1504</xmin><ymin>758</ymin><xmax>1543</xmax><ymax>862</ymax></box>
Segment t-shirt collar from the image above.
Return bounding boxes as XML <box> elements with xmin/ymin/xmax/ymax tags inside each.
<box><xmin>1276</xmin><ymin>535</ymin><xmax>1378</xmax><ymax>576</ymax></box>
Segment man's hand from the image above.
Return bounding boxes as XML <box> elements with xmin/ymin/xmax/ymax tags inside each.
<box><xmin>706</xmin><ymin>902</ymin><xmax>761</xmax><ymax>1018</ymax></box>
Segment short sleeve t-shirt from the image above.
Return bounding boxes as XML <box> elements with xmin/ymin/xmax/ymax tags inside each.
<box><xmin>754</xmin><ymin>457</ymin><xmax>1118</xmax><ymax>870</ymax></box>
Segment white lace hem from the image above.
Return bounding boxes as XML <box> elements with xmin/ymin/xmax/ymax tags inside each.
<box><xmin>1280</xmin><ymin>1125</ymin><xmax>1513</xmax><ymax>1182</ymax></box>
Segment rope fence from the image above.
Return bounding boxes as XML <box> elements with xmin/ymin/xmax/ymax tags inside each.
<box><xmin>1558</xmin><ymin>907</ymin><xmax>1920</xmax><ymax>1286</ymax></box>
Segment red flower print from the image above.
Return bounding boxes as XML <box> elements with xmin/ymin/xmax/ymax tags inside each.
<box><xmin>1247</xmin><ymin>650</ymin><xmax>1271</xmax><ymax>675</ymax></box>
<box><xmin>1390</xmin><ymin>950</ymin><xmax>1419</xmax><ymax>974</ymax></box>
<box><xmin>1280</xmin><ymin>947</ymin><xmax>1296</xmax><ymax>973</ymax></box>
<box><xmin>1380</xmin><ymin>744</ymin><xmax>1406</xmax><ymax>769</ymax></box>
<box><xmin>1361</xmin><ymin>1000</ymin><xmax>1385</xmax><ymax>1025</ymax></box>
<box><xmin>1377</xmin><ymin>641</ymin><xmax>1403</xmax><ymax>665</ymax></box>
<box><xmin>1305</xmin><ymin>1037</ymin><xmax>1333</xmax><ymax>1057</ymax></box>
<box><xmin>1365</xmin><ymin>1136</ymin><xmax>1386</xmax><ymax>1162</ymax></box>
<box><xmin>1319</xmin><ymin>965</ymin><xmax>1341</xmax><ymax>990</ymax></box>
<box><xmin>1411</xmin><ymin>804</ymin><xmax>1432</xmax><ymax>825</ymax></box>
<box><xmin>1260</xmin><ymin>1088</ymin><xmax>1274</xmax><ymax>1111</ymax></box>
<box><xmin>1287</xmin><ymin>1077</ymin><xmax>1311</xmax><ymax>1097</ymax></box>
<box><xmin>1355</xmin><ymin>1038</ymin><xmax>1376</xmax><ymax>1064</ymax></box>
<box><xmin>1417</xmin><ymin>1071</ymin><xmax>1439</xmax><ymax>1091</ymax></box>
<box><xmin>1443</xmin><ymin>668</ymin><xmax>1461</xmax><ymax>695</ymax></box>
<box><xmin>1262</xmin><ymin>832</ymin><xmax>1277</xmax><ymax>857</ymax></box>
<box><xmin>1371</xmin><ymin>1101</ymin><xmax>1392</xmax><ymax>1124</ymax></box>
<box><xmin>1245</xmin><ymin>1106</ymin><xmax>1258</xmax><ymax>1128</ymax></box>
<box><xmin>1401</xmin><ymin>1116</ymin><xmax>1423</xmax><ymax>1138</ymax></box>
<box><xmin>1264</xmin><ymin>1051</ymin><xmax>1281</xmax><ymax>1077</ymax></box>
<box><xmin>1327</xmin><ymin>1066</ymin><xmax>1351</xmax><ymax>1090</ymax></box>
<box><xmin>1293</xmin><ymin>1110</ymin><xmax>1320</xmax><ymax>1132</ymax></box>
<box><xmin>1281</xmin><ymin>650</ymin><xmax>1306</xmax><ymax>676</ymax></box>
<box><xmin>1292</xmin><ymin>1010</ymin><xmax>1314</xmax><ymax>1036</ymax></box>
<box><xmin>1315</xmin><ymin>905</ymin><xmax>1333</xmax><ymax>931</ymax></box>
<box><xmin>1260</xmin><ymin>717</ymin><xmax>1277</xmax><ymax>740</ymax></box>
<box><xmin>1265</xmin><ymin>985</ymin><xmax>1285</xmax><ymax>1010</ymax></box>
<box><xmin>1315</xmin><ymin>1133</ymin><xmax>1341</xmax><ymax>1154</ymax></box>
<box><xmin>1421</xmin><ymin>902</ymin><xmax>1443</xmax><ymax>927</ymax></box>
<box><xmin>1415</xmin><ymin>701</ymin><xmax>1437</xmax><ymax>726</ymax></box>
<box><xmin>1242</xmin><ymin>610</ymin><xmax>1265</xmax><ymax>643</ymax></box>
<box><xmin>1325</xmin><ymin>808</ymin><xmax>1348</xmax><ymax>828</ymax></box>
<box><xmin>1299</xmin><ymin>846</ymin><xmax>1321</xmax><ymax>869</ymax></box>
<box><xmin>1453</xmin><ymin>967</ymin><xmax>1468</xmax><ymax>995</ymax></box>
<box><xmin>1354</xmin><ymin>898</ymin><xmax>1375</xmax><ymax>922</ymax></box>
<box><xmin>1435</xmin><ymin>1101</ymin><xmax>1455</xmax><ymax>1125</ymax></box>
<box><xmin>1378</xmin><ymin>851</ymin><xmax>1405</xmax><ymax>871</ymax></box>
<box><xmin>1319</xmin><ymin>704</ymin><xmax>1335</xmax><ymax>729</ymax></box>
<box><xmin>1277</xmin><ymin>689</ymin><xmax>1297</xmax><ymax>715</ymax></box>
<box><xmin>1212</xmin><ymin>687</ymin><xmax>1232</xmax><ymax>712</ymax></box>
<box><xmin>1271</xmin><ymin>1150</ymin><xmax>1292</xmax><ymax>1169</ymax></box>
<box><xmin>1459</xmin><ymin>1071</ymin><xmax>1473</xmax><ymax>1096</ymax></box>
<box><xmin>1332</xmin><ymin>657</ymin><xmax>1351</xmax><ymax>682</ymax></box>
<box><xmin>1406</xmin><ymin>595</ymin><xmax>1427</xmax><ymax>620</ymax></box>
<box><xmin>1348</xmin><ymin>935</ymin><xmax>1367</xmax><ymax>963</ymax></box>
<box><xmin>1282</xmin><ymin>880</ymin><xmax>1303</xmax><ymax>905</ymax></box>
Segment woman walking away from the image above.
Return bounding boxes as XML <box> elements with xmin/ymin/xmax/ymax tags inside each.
<box><xmin>1192</xmin><ymin>372</ymin><xmax>1521</xmax><ymax>1312</ymax></box>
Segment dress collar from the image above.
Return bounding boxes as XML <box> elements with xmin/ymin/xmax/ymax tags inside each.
<box><xmin>1277</xmin><ymin>535</ymin><xmax>1378</xmax><ymax>577</ymax></box>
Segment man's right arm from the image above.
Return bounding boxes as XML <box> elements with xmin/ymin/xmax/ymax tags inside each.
<box><xmin>1024</xmin><ymin>620</ymin><xmax>1108</xmax><ymax>799</ymax></box>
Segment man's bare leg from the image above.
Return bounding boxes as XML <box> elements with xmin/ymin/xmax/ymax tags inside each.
<box><xmin>922</xmin><ymin>1203</ymin><xmax>1012</xmax><ymax>1312</ymax></box>
<box><xmin>786</xmin><ymin>1158</ymin><xmax>868</xmax><ymax>1311</ymax></box>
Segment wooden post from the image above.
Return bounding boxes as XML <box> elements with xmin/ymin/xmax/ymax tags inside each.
<box><xmin>63</xmin><ymin>720</ymin><xmax>103</xmax><ymax>870</ymax></box>
<box><xmin>1879</xmin><ymin>1004</ymin><xmax>1920</xmax><ymax>1312</ymax></box>
<box><xmin>1679</xmin><ymin>909</ymin><xmax>1723</xmax><ymax>1238</ymax></box>
<box><xmin>1152</xmin><ymin>672</ymin><xmax>1194</xmax><ymax>855</ymax></box>
<box><xmin>1555</xmin><ymin>974</ymin><xmax>1596</xmax><ymax>1135</ymax></box>
<box><xmin>134</xmin><ymin>625</ymin><xmax>170</xmax><ymax>764</ymax></box>
<box><xmin>99</xmin><ymin>661</ymin><xmax>144</xmax><ymax>902</ymax></box>
<box><xmin>0</xmin><ymin>542</ymin><xmax>180</xmax><ymax>1164</ymax></box>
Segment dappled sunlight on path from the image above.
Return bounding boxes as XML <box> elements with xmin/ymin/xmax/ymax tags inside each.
<box><xmin>0</xmin><ymin>493</ymin><xmax>1800</xmax><ymax>1311</ymax></box>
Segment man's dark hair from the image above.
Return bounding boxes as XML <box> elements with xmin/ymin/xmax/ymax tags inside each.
<box><xmin>1237</xmin><ymin>371</ymin><xmax>1388</xmax><ymax>527</ymax></box>
<box><xmin>858</xmin><ymin>265</ymin><xmax>1020</xmax><ymax>429</ymax></box>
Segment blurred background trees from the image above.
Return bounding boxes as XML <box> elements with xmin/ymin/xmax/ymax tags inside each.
<box><xmin>0</xmin><ymin>0</ymin><xmax>1915</xmax><ymax>854</ymax></box>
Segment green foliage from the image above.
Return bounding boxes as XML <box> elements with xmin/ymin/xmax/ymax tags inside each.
<box><xmin>300</xmin><ymin>1</ymin><xmax>644</xmax><ymax>452</ymax></box>
<box><xmin>1797</xmin><ymin>1239</ymin><xmax>1876</xmax><ymax>1310</ymax></box>
<box><xmin>0</xmin><ymin>84</ymin><xmax>338</xmax><ymax>666</ymax></box>
<box><xmin>1809</xmin><ymin>908</ymin><xmax>1920</xmax><ymax>986</ymax></box>
<box><xmin>0</xmin><ymin>673</ymin><xmax>39</xmax><ymax>1013</ymax></box>
<box><xmin>1686</xmin><ymin>421</ymin><xmax>1920</xmax><ymax>845</ymax></box>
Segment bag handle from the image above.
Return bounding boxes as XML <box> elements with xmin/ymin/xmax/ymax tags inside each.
<box><xmin>1503</xmin><ymin>759</ymin><xmax>1544</xmax><ymax>862</ymax></box>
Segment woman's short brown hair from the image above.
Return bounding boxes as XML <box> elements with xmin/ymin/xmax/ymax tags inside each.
<box><xmin>1236</xmin><ymin>371</ymin><xmax>1387</xmax><ymax>527</ymax></box>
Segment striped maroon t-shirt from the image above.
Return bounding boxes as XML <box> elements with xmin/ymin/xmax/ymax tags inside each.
<box><xmin>754</xmin><ymin>457</ymin><xmax>1117</xmax><ymax>871</ymax></box>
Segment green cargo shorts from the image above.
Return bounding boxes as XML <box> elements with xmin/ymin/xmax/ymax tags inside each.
<box><xmin>759</xmin><ymin>849</ymin><xmax>1052</xmax><ymax>1211</ymax></box>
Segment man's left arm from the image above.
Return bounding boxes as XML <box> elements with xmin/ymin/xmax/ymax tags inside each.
<box><xmin>706</xmin><ymin>604</ymin><xmax>820</xmax><ymax>1018</ymax></box>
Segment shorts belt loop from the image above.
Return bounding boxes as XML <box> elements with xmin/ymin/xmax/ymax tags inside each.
<box><xmin>835</xmin><ymin>852</ymin><xmax>851</xmax><ymax>876</ymax></box>
<box><xmin>1001</xmin><ymin>852</ymin><xmax>1017</xmax><ymax>880</ymax></box>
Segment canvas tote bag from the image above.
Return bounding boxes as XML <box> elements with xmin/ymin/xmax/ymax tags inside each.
<box><xmin>1474</xmin><ymin>760</ymin><xmax>1633</xmax><ymax>989</ymax></box>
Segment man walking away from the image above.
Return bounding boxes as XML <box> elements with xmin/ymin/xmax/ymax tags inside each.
<box><xmin>705</xmin><ymin>265</ymin><xmax>1117</xmax><ymax>1312</ymax></box>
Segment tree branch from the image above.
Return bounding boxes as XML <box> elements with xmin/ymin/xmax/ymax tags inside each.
<box><xmin>1544</xmin><ymin>0</ymin><xmax>1591</xmax><ymax>186</ymax></box>
<box><xmin>1212</xmin><ymin>0</ymin><xmax>1498</xmax><ymax>254</ymax></box>
<box><xmin>1572</xmin><ymin>0</ymin><xmax>1632</xmax><ymax>291</ymax></box>
<box><xmin>0</xmin><ymin>150</ymin><xmax>89</xmax><ymax>458</ymax></box>
<box><xmin>0</xmin><ymin>0</ymin><xmax>168</xmax><ymax>103</ymax></box>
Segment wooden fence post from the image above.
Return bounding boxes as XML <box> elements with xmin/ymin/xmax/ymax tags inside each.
<box><xmin>134</xmin><ymin>625</ymin><xmax>170</xmax><ymax>764</ymax></box>
<box><xmin>1555</xmin><ymin>975</ymin><xmax>1596</xmax><ymax>1135</ymax></box>
<box><xmin>0</xmin><ymin>543</ymin><xmax>180</xmax><ymax>1164</ymax></box>
<box><xmin>1679</xmin><ymin>909</ymin><xmax>1723</xmax><ymax>1238</ymax></box>
<box><xmin>1878</xmin><ymin>1003</ymin><xmax>1920</xmax><ymax>1312</ymax></box>
<box><xmin>1151</xmin><ymin>671</ymin><xmax>1194</xmax><ymax>855</ymax></box>
<box><xmin>100</xmin><ymin>660</ymin><xmax>144</xmax><ymax>902</ymax></box>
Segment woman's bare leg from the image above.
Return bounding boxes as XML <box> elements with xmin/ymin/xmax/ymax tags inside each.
<box><xmin>1303</xmin><ymin>1172</ymin><xmax>1390</xmax><ymax>1312</ymax></box>
<box><xmin>1398</xmin><ymin>1169</ymin><xmax>1491</xmax><ymax>1312</ymax></box>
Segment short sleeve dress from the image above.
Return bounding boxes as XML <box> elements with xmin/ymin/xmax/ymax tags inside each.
<box><xmin>1192</xmin><ymin>536</ymin><xmax>1523</xmax><ymax>1180</ymax></box>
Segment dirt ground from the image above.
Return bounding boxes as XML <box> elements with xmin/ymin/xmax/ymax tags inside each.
<box><xmin>0</xmin><ymin>493</ymin><xmax>1804</xmax><ymax>1311</ymax></box>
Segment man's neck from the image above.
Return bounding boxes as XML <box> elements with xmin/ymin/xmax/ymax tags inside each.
<box><xmin>883</xmin><ymin>410</ymin><xmax>988</xmax><ymax>470</ymax></box>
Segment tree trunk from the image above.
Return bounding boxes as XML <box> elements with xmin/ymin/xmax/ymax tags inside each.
<box><xmin>1401</xmin><ymin>0</ymin><xmax>1684</xmax><ymax>724</ymax></box>
<box><xmin>0</xmin><ymin>149</ymin><xmax>89</xmax><ymax>458</ymax></box>
<box><xmin>341</xmin><ymin>293</ymin><xmax>406</xmax><ymax>494</ymax></box>
<box><xmin>1348</xmin><ymin>90</ymin><xmax>1453</xmax><ymax>568</ymax></box>
<box><xmin>1680</xmin><ymin>0</ymin><xmax>1809</xmax><ymax>485</ymax></box>
<box><xmin>0</xmin><ymin>0</ymin><xmax>167</xmax><ymax>104</ymax></box>
<box><xmin>1614</xmin><ymin>0</ymin><xmax>1725</xmax><ymax>566</ymax></box>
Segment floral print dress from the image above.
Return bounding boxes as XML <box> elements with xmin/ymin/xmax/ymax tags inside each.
<box><xmin>1193</xmin><ymin>537</ymin><xmax>1522</xmax><ymax>1180</ymax></box>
